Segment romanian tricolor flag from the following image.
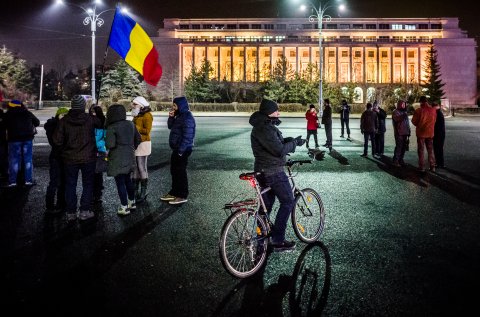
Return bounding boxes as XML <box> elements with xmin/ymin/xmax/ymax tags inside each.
<box><xmin>108</xmin><ymin>8</ymin><xmax>162</xmax><ymax>86</ymax></box>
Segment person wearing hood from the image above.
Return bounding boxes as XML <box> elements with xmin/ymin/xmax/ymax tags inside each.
<box><xmin>44</xmin><ymin>107</ymin><xmax>69</xmax><ymax>213</ymax></box>
<box><xmin>4</xmin><ymin>99</ymin><xmax>40</xmax><ymax>187</ymax></box>
<box><xmin>53</xmin><ymin>95</ymin><xmax>102</xmax><ymax>222</ymax></box>
<box><xmin>105</xmin><ymin>104</ymin><xmax>141</xmax><ymax>216</ymax></box>
<box><xmin>249</xmin><ymin>99</ymin><xmax>305</xmax><ymax>252</ymax></box>
<box><xmin>131</xmin><ymin>96</ymin><xmax>153</xmax><ymax>203</ymax></box>
<box><xmin>160</xmin><ymin>96</ymin><xmax>196</xmax><ymax>205</ymax></box>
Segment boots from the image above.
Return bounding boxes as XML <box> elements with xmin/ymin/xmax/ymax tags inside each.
<box><xmin>137</xmin><ymin>178</ymin><xmax>148</xmax><ymax>203</ymax></box>
<box><xmin>134</xmin><ymin>179</ymin><xmax>141</xmax><ymax>201</ymax></box>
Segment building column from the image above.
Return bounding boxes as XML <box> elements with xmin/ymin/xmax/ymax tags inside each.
<box><xmin>217</xmin><ymin>47</ymin><xmax>220</xmax><ymax>81</ymax></box>
<box><xmin>376</xmin><ymin>46</ymin><xmax>380</xmax><ymax>83</ymax></box>
<box><xmin>390</xmin><ymin>47</ymin><xmax>393</xmax><ymax>84</ymax></box>
<box><xmin>256</xmin><ymin>45</ymin><xmax>260</xmax><ymax>82</ymax></box>
<box><xmin>335</xmin><ymin>46</ymin><xmax>339</xmax><ymax>83</ymax></box>
<box><xmin>363</xmin><ymin>47</ymin><xmax>366</xmax><ymax>84</ymax></box>
<box><xmin>349</xmin><ymin>46</ymin><xmax>353</xmax><ymax>82</ymax></box>
<box><xmin>296</xmin><ymin>46</ymin><xmax>299</xmax><ymax>74</ymax></box>
<box><xmin>230</xmin><ymin>46</ymin><xmax>233</xmax><ymax>82</ymax></box>
<box><xmin>404</xmin><ymin>47</ymin><xmax>407</xmax><ymax>82</ymax></box>
<box><xmin>417</xmin><ymin>46</ymin><xmax>421</xmax><ymax>83</ymax></box>
<box><xmin>243</xmin><ymin>46</ymin><xmax>246</xmax><ymax>82</ymax></box>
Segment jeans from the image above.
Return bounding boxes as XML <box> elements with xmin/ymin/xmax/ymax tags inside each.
<box><xmin>363</xmin><ymin>132</ymin><xmax>376</xmax><ymax>155</ymax></box>
<box><xmin>306</xmin><ymin>130</ymin><xmax>318</xmax><ymax>148</ymax></box>
<box><xmin>114</xmin><ymin>173</ymin><xmax>135</xmax><ymax>206</ymax></box>
<box><xmin>46</xmin><ymin>152</ymin><xmax>65</xmax><ymax>209</ymax></box>
<box><xmin>417</xmin><ymin>137</ymin><xmax>435</xmax><ymax>170</ymax></box>
<box><xmin>375</xmin><ymin>133</ymin><xmax>385</xmax><ymax>155</ymax></box>
<box><xmin>258</xmin><ymin>171</ymin><xmax>295</xmax><ymax>244</ymax></box>
<box><xmin>64</xmin><ymin>161</ymin><xmax>95</xmax><ymax>214</ymax></box>
<box><xmin>169</xmin><ymin>149</ymin><xmax>192</xmax><ymax>198</ymax></box>
<box><xmin>8</xmin><ymin>140</ymin><xmax>33</xmax><ymax>185</ymax></box>
<box><xmin>340</xmin><ymin>118</ymin><xmax>350</xmax><ymax>136</ymax></box>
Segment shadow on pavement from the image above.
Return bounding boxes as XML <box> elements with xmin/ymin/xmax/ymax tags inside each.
<box><xmin>327</xmin><ymin>148</ymin><xmax>350</xmax><ymax>165</ymax></box>
<box><xmin>212</xmin><ymin>241</ymin><xmax>331</xmax><ymax>317</ymax></box>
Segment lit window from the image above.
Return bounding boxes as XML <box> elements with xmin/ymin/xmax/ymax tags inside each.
<box><xmin>392</xmin><ymin>24</ymin><xmax>403</xmax><ymax>30</ymax></box>
<box><xmin>341</xmin><ymin>51</ymin><xmax>348</xmax><ymax>57</ymax></box>
<box><xmin>405</xmin><ymin>24</ymin><xmax>416</xmax><ymax>30</ymax></box>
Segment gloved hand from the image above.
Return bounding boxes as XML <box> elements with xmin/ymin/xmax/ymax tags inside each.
<box><xmin>295</xmin><ymin>136</ymin><xmax>306</xmax><ymax>146</ymax></box>
<box><xmin>283</xmin><ymin>137</ymin><xmax>294</xmax><ymax>143</ymax></box>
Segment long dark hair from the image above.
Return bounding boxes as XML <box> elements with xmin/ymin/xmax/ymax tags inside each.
<box><xmin>90</xmin><ymin>105</ymin><xmax>106</xmax><ymax>127</ymax></box>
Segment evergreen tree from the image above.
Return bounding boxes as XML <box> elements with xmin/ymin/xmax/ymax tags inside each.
<box><xmin>421</xmin><ymin>45</ymin><xmax>445</xmax><ymax>104</ymax></box>
<box><xmin>99</xmin><ymin>60</ymin><xmax>146</xmax><ymax>101</ymax></box>
<box><xmin>184</xmin><ymin>59</ymin><xmax>220</xmax><ymax>103</ymax></box>
<box><xmin>0</xmin><ymin>46</ymin><xmax>33</xmax><ymax>98</ymax></box>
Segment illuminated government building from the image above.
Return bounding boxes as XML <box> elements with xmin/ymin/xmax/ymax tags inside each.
<box><xmin>155</xmin><ymin>17</ymin><xmax>477</xmax><ymax>106</ymax></box>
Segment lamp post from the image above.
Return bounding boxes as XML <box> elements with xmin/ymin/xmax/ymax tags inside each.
<box><xmin>299</xmin><ymin>1</ymin><xmax>345</xmax><ymax>119</ymax></box>
<box><xmin>55</xmin><ymin>0</ymin><xmax>112</xmax><ymax>104</ymax></box>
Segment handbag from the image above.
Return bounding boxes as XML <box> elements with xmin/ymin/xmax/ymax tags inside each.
<box><xmin>95</xmin><ymin>151</ymin><xmax>108</xmax><ymax>173</ymax></box>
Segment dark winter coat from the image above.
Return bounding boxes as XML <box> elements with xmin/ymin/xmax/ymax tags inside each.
<box><xmin>53</xmin><ymin>109</ymin><xmax>102</xmax><ymax>165</ymax></box>
<box><xmin>4</xmin><ymin>106</ymin><xmax>40</xmax><ymax>142</ymax></box>
<box><xmin>0</xmin><ymin>109</ymin><xmax>6</xmax><ymax>144</ymax></box>
<box><xmin>168</xmin><ymin>101</ymin><xmax>196</xmax><ymax>154</ymax></box>
<box><xmin>321</xmin><ymin>105</ymin><xmax>332</xmax><ymax>125</ymax></box>
<box><xmin>249</xmin><ymin>111</ymin><xmax>296</xmax><ymax>174</ymax></box>
<box><xmin>44</xmin><ymin>116</ymin><xmax>63</xmax><ymax>157</ymax></box>
<box><xmin>105</xmin><ymin>104</ymin><xmax>141</xmax><ymax>177</ymax></box>
<box><xmin>339</xmin><ymin>103</ymin><xmax>351</xmax><ymax>120</ymax></box>
<box><xmin>360</xmin><ymin>109</ymin><xmax>378</xmax><ymax>133</ymax></box>
<box><xmin>392</xmin><ymin>109</ymin><xmax>411</xmax><ymax>136</ymax></box>
<box><xmin>434</xmin><ymin>109</ymin><xmax>445</xmax><ymax>140</ymax></box>
<box><xmin>375</xmin><ymin>108</ymin><xmax>387</xmax><ymax>133</ymax></box>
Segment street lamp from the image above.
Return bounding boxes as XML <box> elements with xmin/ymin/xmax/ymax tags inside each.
<box><xmin>298</xmin><ymin>1</ymin><xmax>345</xmax><ymax>118</ymax></box>
<box><xmin>55</xmin><ymin>0</ymin><xmax>114</xmax><ymax>104</ymax></box>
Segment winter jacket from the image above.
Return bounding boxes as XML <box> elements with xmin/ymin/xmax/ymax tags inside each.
<box><xmin>4</xmin><ymin>106</ymin><xmax>40</xmax><ymax>142</ymax></box>
<box><xmin>249</xmin><ymin>111</ymin><xmax>296</xmax><ymax>174</ymax></box>
<box><xmin>168</xmin><ymin>102</ymin><xmax>196</xmax><ymax>154</ymax></box>
<box><xmin>0</xmin><ymin>109</ymin><xmax>7</xmax><ymax>144</ymax></box>
<box><xmin>412</xmin><ymin>103</ymin><xmax>437</xmax><ymax>138</ymax></box>
<box><xmin>133</xmin><ymin>108</ymin><xmax>153</xmax><ymax>142</ymax></box>
<box><xmin>339</xmin><ymin>103</ymin><xmax>351</xmax><ymax>120</ymax></box>
<box><xmin>44</xmin><ymin>116</ymin><xmax>63</xmax><ymax>157</ymax></box>
<box><xmin>375</xmin><ymin>108</ymin><xmax>387</xmax><ymax>133</ymax></box>
<box><xmin>305</xmin><ymin>110</ymin><xmax>318</xmax><ymax>130</ymax></box>
<box><xmin>434</xmin><ymin>109</ymin><xmax>445</xmax><ymax>139</ymax></box>
<box><xmin>105</xmin><ymin>104</ymin><xmax>141</xmax><ymax>177</ymax></box>
<box><xmin>94</xmin><ymin>128</ymin><xmax>107</xmax><ymax>153</ymax></box>
<box><xmin>321</xmin><ymin>105</ymin><xmax>332</xmax><ymax>125</ymax></box>
<box><xmin>360</xmin><ymin>109</ymin><xmax>378</xmax><ymax>133</ymax></box>
<box><xmin>392</xmin><ymin>109</ymin><xmax>411</xmax><ymax>136</ymax></box>
<box><xmin>53</xmin><ymin>109</ymin><xmax>101</xmax><ymax>165</ymax></box>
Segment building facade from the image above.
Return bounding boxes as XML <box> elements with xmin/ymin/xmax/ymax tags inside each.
<box><xmin>155</xmin><ymin>17</ymin><xmax>477</xmax><ymax>106</ymax></box>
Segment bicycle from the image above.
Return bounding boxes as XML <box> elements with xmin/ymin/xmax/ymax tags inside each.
<box><xmin>219</xmin><ymin>159</ymin><xmax>325</xmax><ymax>278</ymax></box>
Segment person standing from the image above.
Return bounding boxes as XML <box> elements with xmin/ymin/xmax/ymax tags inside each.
<box><xmin>339</xmin><ymin>99</ymin><xmax>351</xmax><ymax>140</ymax></box>
<box><xmin>321</xmin><ymin>99</ymin><xmax>332</xmax><ymax>150</ymax></box>
<box><xmin>44</xmin><ymin>107</ymin><xmax>69</xmax><ymax>213</ymax></box>
<box><xmin>249</xmin><ymin>98</ymin><xmax>305</xmax><ymax>251</ymax></box>
<box><xmin>392</xmin><ymin>100</ymin><xmax>411</xmax><ymax>167</ymax></box>
<box><xmin>0</xmin><ymin>103</ymin><xmax>8</xmax><ymax>181</ymax></box>
<box><xmin>4</xmin><ymin>100</ymin><xmax>40</xmax><ymax>187</ymax></box>
<box><xmin>53</xmin><ymin>95</ymin><xmax>101</xmax><ymax>222</ymax></box>
<box><xmin>412</xmin><ymin>96</ymin><xmax>437</xmax><ymax>172</ymax></box>
<box><xmin>160</xmin><ymin>96</ymin><xmax>196</xmax><ymax>205</ymax></box>
<box><xmin>373</xmin><ymin>101</ymin><xmax>387</xmax><ymax>157</ymax></box>
<box><xmin>360</xmin><ymin>102</ymin><xmax>378</xmax><ymax>157</ymax></box>
<box><xmin>433</xmin><ymin>103</ymin><xmax>446</xmax><ymax>168</ymax></box>
<box><xmin>131</xmin><ymin>96</ymin><xmax>153</xmax><ymax>203</ymax></box>
<box><xmin>105</xmin><ymin>104</ymin><xmax>141</xmax><ymax>216</ymax></box>
<box><xmin>305</xmin><ymin>104</ymin><xmax>319</xmax><ymax>149</ymax></box>
<box><xmin>89</xmin><ymin>105</ymin><xmax>107</xmax><ymax>204</ymax></box>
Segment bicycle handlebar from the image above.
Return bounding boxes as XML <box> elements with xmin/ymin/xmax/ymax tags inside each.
<box><xmin>286</xmin><ymin>159</ymin><xmax>312</xmax><ymax>167</ymax></box>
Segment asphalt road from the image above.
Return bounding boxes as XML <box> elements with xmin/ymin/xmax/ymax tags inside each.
<box><xmin>1</xmin><ymin>109</ymin><xmax>479</xmax><ymax>316</ymax></box>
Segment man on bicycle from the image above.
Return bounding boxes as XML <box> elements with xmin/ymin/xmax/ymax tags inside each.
<box><xmin>249</xmin><ymin>99</ymin><xmax>305</xmax><ymax>251</ymax></box>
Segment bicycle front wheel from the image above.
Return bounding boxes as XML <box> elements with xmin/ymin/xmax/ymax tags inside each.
<box><xmin>292</xmin><ymin>188</ymin><xmax>325</xmax><ymax>243</ymax></box>
<box><xmin>219</xmin><ymin>209</ymin><xmax>269</xmax><ymax>278</ymax></box>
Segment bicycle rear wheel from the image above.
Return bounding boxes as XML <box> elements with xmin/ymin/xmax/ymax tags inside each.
<box><xmin>292</xmin><ymin>188</ymin><xmax>325</xmax><ymax>243</ymax></box>
<box><xmin>219</xmin><ymin>209</ymin><xmax>268</xmax><ymax>278</ymax></box>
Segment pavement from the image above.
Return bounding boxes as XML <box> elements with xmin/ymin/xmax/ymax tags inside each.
<box><xmin>1</xmin><ymin>109</ymin><xmax>480</xmax><ymax>316</ymax></box>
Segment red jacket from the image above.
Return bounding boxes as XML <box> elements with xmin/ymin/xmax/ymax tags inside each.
<box><xmin>412</xmin><ymin>103</ymin><xmax>437</xmax><ymax>138</ymax></box>
<box><xmin>305</xmin><ymin>110</ymin><xmax>318</xmax><ymax>130</ymax></box>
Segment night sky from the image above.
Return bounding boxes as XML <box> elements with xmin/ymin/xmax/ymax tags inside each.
<box><xmin>0</xmin><ymin>0</ymin><xmax>478</xmax><ymax>71</ymax></box>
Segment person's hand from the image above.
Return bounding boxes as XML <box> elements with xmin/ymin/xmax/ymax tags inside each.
<box><xmin>169</xmin><ymin>109</ymin><xmax>175</xmax><ymax>117</ymax></box>
<box><xmin>361</xmin><ymin>130</ymin><xmax>364</xmax><ymax>134</ymax></box>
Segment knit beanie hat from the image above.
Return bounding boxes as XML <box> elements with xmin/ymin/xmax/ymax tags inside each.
<box><xmin>132</xmin><ymin>96</ymin><xmax>149</xmax><ymax>108</ymax></box>
<box><xmin>259</xmin><ymin>99</ymin><xmax>278</xmax><ymax>115</ymax></box>
<box><xmin>8</xmin><ymin>100</ymin><xmax>22</xmax><ymax>108</ymax></box>
<box><xmin>71</xmin><ymin>95</ymin><xmax>86</xmax><ymax>111</ymax></box>
<box><xmin>56</xmin><ymin>107</ymin><xmax>69</xmax><ymax>117</ymax></box>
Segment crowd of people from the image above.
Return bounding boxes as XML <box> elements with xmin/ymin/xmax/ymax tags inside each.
<box><xmin>1</xmin><ymin>95</ymin><xmax>446</xmax><ymax>242</ymax></box>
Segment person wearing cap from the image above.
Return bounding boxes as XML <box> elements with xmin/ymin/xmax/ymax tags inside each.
<box><xmin>53</xmin><ymin>95</ymin><xmax>102</xmax><ymax>222</ymax></box>
<box><xmin>44</xmin><ymin>107</ymin><xmax>69</xmax><ymax>212</ymax></box>
<box><xmin>305</xmin><ymin>104</ymin><xmax>319</xmax><ymax>149</ymax></box>
<box><xmin>131</xmin><ymin>96</ymin><xmax>153</xmax><ymax>203</ymax></box>
<box><xmin>321</xmin><ymin>98</ymin><xmax>333</xmax><ymax>150</ymax></box>
<box><xmin>249</xmin><ymin>98</ymin><xmax>305</xmax><ymax>252</ymax></box>
<box><xmin>160</xmin><ymin>96</ymin><xmax>196</xmax><ymax>205</ymax></box>
<box><xmin>4</xmin><ymin>99</ymin><xmax>40</xmax><ymax>187</ymax></box>
<box><xmin>412</xmin><ymin>95</ymin><xmax>437</xmax><ymax>172</ymax></box>
<box><xmin>339</xmin><ymin>99</ymin><xmax>351</xmax><ymax>140</ymax></box>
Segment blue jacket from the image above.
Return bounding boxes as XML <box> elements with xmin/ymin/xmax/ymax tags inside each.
<box><xmin>168</xmin><ymin>97</ymin><xmax>196</xmax><ymax>154</ymax></box>
<box><xmin>94</xmin><ymin>128</ymin><xmax>107</xmax><ymax>153</ymax></box>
